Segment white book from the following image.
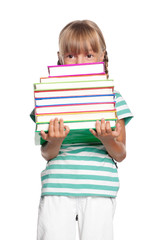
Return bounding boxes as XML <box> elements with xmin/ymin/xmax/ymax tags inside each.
<box><xmin>34</xmin><ymin>87</ymin><xmax>114</xmax><ymax>98</ymax></box>
<box><xmin>35</xmin><ymin>102</ymin><xmax>115</xmax><ymax>114</ymax></box>
<box><xmin>36</xmin><ymin>111</ymin><xmax>117</xmax><ymax>123</ymax></box>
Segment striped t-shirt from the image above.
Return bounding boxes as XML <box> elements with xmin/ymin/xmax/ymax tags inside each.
<box><xmin>32</xmin><ymin>91</ymin><xmax>133</xmax><ymax>198</ymax></box>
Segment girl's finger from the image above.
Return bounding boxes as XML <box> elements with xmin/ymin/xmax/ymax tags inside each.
<box><xmin>59</xmin><ymin>118</ymin><xmax>64</xmax><ymax>135</ymax></box>
<box><xmin>54</xmin><ymin>118</ymin><xmax>59</xmax><ymax>136</ymax></box>
<box><xmin>40</xmin><ymin>130</ymin><xmax>47</xmax><ymax>141</ymax></box>
<box><xmin>89</xmin><ymin>128</ymin><xmax>97</xmax><ymax>137</ymax></box>
<box><xmin>101</xmin><ymin>118</ymin><xmax>106</xmax><ymax>135</ymax></box>
<box><xmin>64</xmin><ymin>125</ymin><xmax>70</xmax><ymax>136</ymax></box>
<box><xmin>116</xmin><ymin>122</ymin><xmax>121</xmax><ymax>133</ymax></box>
<box><xmin>112</xmin><ymin>122</ymin><xmax>121</xmax><ymax>137</ymax></box>
<box><xmin>95</xmin><ymin>120</ymin><xmax>101</xmax><ymax>135</ymax></box>
<box><xmin>48</xmin><ymin>119</ymin><xmax>54</xmax><ymax>137</ymax></box>
<box><xmin>105</xmin><ymin>121</ymin><xmax>112</xmax><ymax>134</ymax></box>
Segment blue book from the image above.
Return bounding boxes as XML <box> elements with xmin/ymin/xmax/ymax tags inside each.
<box><xmin>35</xmin><ymin>94</ymin><xmax>115</xmax><ymax>107</ymax></box>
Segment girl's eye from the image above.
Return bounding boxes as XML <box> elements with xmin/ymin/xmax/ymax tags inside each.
<box><xmin>67</xmin><ymin>54</ymin><xmax>74</xmax><ymax>59</ymax></box>
<box><xmin>87</xmin><ymin>54</ymin><xmax>93</xmax><ymax>58</ymax></box>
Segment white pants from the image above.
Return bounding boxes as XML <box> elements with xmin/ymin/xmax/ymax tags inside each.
<box><xmin>37</xmin><ymin>196</ymin><xmax>116</xmax><ymax>240</ymax></box>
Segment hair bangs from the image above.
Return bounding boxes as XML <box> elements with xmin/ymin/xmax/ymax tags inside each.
<box><xmin>59</xmin><ymin>24</ymin><xmax>101</xmax><ymax>56</ymax></box>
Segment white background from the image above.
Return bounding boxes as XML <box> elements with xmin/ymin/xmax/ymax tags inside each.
<box><xmin>0</xmin><ymin>0</ymin><xmax>159</xmax><ymax>239</ymax></box>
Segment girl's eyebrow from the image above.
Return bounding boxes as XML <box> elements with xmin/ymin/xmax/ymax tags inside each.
<box><xmin>87</xmin><ymin>49</ymin><xmax>93</xmax><ymax>52</ymax></box>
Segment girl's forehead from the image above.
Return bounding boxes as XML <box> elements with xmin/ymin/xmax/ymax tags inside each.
<box><xmin>69</xmin><ymin>44</ymin><xmax>94</xmax><ymax>53</ymax></box>
<box><xmin>62</xmin><ymin>39</ymin><xmax>100</xmax><ymax>55</ymax></box>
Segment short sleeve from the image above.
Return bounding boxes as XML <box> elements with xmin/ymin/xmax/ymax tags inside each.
<box><xmin>30</xmin><ymin>108</ymin><xmax>47</xmax><ymax>145</ymax></box>
<box><xmin>115</xmin><ymin>91</ymin><xmax>133</xmax><ymax>125</ymax></box>
<box><xmin>30</xmin><ymin>108</ymin><xmax>36</xmax><ymax>123</ymax></box>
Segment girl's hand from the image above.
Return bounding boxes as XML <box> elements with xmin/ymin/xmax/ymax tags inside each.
<box><xmin>40</xmin><ymin>118</ymin><xmax>70</xmax><ymax>143</ymax></box>
<box><xmin>90</xmin><ymin>118</ymin><xmax>126</xmax><ymax>162</ymax></box>
<box><xmin>89</xmin><ymin>118</ymin><xmax>121</xmax><ymax>143</ymax></box>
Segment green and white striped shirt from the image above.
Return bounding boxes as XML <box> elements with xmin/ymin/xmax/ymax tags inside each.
<box><xmin>38</xmin><ymin>91</ymin><xmax>133</xmax><ymax>198</ymax></box>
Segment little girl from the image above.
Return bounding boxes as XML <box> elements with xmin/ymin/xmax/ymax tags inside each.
<box><xmin>33</xmin><ymin>20</ymin><xmax>133</xmax><ymax>240</ymax></box>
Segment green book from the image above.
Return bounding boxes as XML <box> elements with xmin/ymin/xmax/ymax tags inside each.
<box><xmin>35</xmin><ymin>129</ymin><xmax>101</xmax><ymax>145</ymax></box>
<box><xmin>34</xmin><ymin>79</ymin><xmax>114</xmax><ymax>91</ymax></box>
<box><xmin>35</xmin><ymin>119</ymin><xmax>116</xmax><ymax>145</ymax></box>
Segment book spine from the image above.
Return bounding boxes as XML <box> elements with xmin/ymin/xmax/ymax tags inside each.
<box><xmin>48</xmin><ymin>73</ymin><xmax>105</xmax><ymax>78</ymax></box>
<box><xmin>35</xmin><ymin>102</ymin><xmax>116</xmax><ymax>108</ymax></box>
<box><xmin>36</xmin><ymin>109</ymin><xmax>116</xmax><ymax>115</ymax></box>
<box><xmin>34</xmin><ymin>86</ymin><xmax>114</xmax><ymax>93</ymax></box>
<box><xmin>36</xmin><ymin>119</ymin><xmax>117</xmax><ymax>124</ymax></box>
<box><xmin>48</xmin><ymin>62</ymin><xmax>105</xmax><ymax>69</ymax></box>
<box><xmin>42</xmin><ymin>72</ymin><xmax>106</xmax><ymax>80</ymax></box>
<box><xmin>35</xmin><ymin>94</ymin><xmax>115</xmax><ymax>100</ymax></box>
<box><xmin>36</xmin><ymin>118</ymin><xmax>117</xmax><ymax>125</ymax></box>
<box><xmin>48</xmin><ymin>62</ymin><xmax>105</xmax><ymax>77</ymax></box>
<box><xmin>36</xmin><ymin>110</ymin><xmax>116</xmax><ymax>116</ymax></box>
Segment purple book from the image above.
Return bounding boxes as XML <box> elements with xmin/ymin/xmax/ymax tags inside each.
<box><xmin>48</xmin><ymin>62</ymin><xmax>105</xmax><ymax>77</ymax></box>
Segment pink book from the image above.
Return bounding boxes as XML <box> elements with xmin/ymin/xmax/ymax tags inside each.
<box><xmin>40</xmin><ymin>73</ymin><xmax>107</xmax><ymax>83</ymax></box>
<box><xmin>34</xmin><ymin>87</ymin><xmax>114</xmax><ymax>99</ymax></box>
<box><xmin>35</xmin><ymin>102</ymin><xmax>116</xmax><ymax>115</ymax></box>
<box><xmin>48</xmin><ymin>62</ymin><xmax>105</xmax><ymax>77</ymax></box>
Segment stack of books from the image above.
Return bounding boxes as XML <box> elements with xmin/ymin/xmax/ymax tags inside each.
<box><xmin>34</xmin><ymin>62</ymin><xmax>117</xmax><ymax>144</ymax></box>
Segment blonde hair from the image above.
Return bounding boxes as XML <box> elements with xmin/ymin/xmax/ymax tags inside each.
<box><xmin>58</xmin><ymin>20</ymin><xmax>109</xmax><ymax>78</ymax></box>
